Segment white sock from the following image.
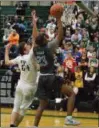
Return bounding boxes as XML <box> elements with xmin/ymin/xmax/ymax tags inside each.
<box><xmin>66</xmin><ymin>116</ymin><xmax>72</xmax><ymax>120</ymax></box>
<box><xmin>33</xmin><ymin>126</ymin><xmax>38</xmax><ymax>128</ymax></box>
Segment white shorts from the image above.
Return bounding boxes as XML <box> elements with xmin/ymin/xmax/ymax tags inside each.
<box><xmin>13</xmin><ymin>80</ymin><xmax>37</xmax><ymax>114</ymax></box>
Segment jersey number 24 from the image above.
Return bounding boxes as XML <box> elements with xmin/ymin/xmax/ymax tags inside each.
<box><xmin>21</xmin><ymin>60</ymin><xmax>30</xmax><ymax>71</ymax></box>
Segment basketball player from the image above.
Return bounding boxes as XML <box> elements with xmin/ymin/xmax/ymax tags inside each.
<box><xmin>32</xmin><ymin>10</ymin><xmax>80</xmax><ymax>127</ymax></box>
<box><xmin>5</xmin><ymin>11</ymin><xmax>38</xmax><ymax>127</ymax></box>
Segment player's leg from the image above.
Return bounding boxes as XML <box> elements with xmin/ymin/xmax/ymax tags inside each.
<box><xmin>34</xmin><ymin>99</ymin><xmax>48</xmax><ymax>127</ymax></box>
<box><xmin>61</xmin><ymin>84</ymin><xmax>80</xmax><ymax>125</ymax></box>
<box><xmin>33</xmin><ymin>75</ymin><xmax>54</xmax><ymax>127</ymax></box>
<box><xmin>15</xmin><ymin>110</ymin><xmax>25</xmax><ymax>126</ymax></box>
<box><xmin>10</xmin><ymin>88</ymin><xmax>23</xmax><ymax>127</ymax></box>
<box><xmin>16</xmin><ymin>85</ymin><xmax>37</xmax><ymax>126</ymax></box>
<box><xmin>61</xmin><ymin>85</ymin><xmax>75</xmax><ymax>115</ymax></box>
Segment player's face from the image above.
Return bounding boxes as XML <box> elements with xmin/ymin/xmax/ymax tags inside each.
<box><xmin>23</xmin><ymin>44</ymin><xmax>32</xmax><ymax>54</ymax></box>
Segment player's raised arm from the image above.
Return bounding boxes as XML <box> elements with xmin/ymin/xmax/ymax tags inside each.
<box><xmin>31</xmin><ymin>10</ymin><xmax>38</xmax><ymax>44</ymax></box>
<box><xmin>5</xmin><ymin>44</ymin><xmax>13</xmax><ymax>65</ymax></box>
<box><xmin>5</xmin><ymin>44</ymin><xmax>17</xmax><ymax>65</ymax></box>
<box><xmin>50</xmin><ymin>4</ymin><xmax>64</xmax><ymax>42</ymax></box>
<box><xmin>56</xmin><ymin>16</ymin><xmax>63</xmax><ymax>42</ymax></box>
<box><xmin>48</xmin><ymin>4</ymin><xmax>63</xmax><ymax>50</ymax></box>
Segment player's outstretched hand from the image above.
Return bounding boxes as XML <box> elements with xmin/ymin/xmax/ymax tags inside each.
<box><xmin>31</xmin><ymin>10</ymin><xmax>38</xmax><ymax>23</ymax></box>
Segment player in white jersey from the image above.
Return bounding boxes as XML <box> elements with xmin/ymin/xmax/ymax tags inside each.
<box><xmin>5</xmin><ymin>11</ymin><xmax>38</xmax><ymax>127</ymax></box>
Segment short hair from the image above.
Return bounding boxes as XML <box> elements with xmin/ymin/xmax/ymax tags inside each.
<box><xmin>18</xmin><ymin>42</ymin><xmax>26</xmax><ymax>55</ymax></box>
<box><xmin>35</xmin><ymin>33</ymin><xmax>47</xmax><ymax>46</ymax></box>
<box><xmin>18</xmin><ymin>41</ymin><xmax>32</xmax><ymax>55</ymax></box>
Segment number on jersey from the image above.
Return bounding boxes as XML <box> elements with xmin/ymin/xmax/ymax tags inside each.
<box><xmin>36</xmin><ymin>56</ymin><xmax>48</xmax><ymax>66</ymax></box>
<box><xmin>21</xmin><ymin>60</ymin><xmax>30</xmax><ymax>71</ymax></box>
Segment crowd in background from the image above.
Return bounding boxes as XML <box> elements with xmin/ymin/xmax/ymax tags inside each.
<box><xmin>0</xmin><ymin>2</ymin><xmax>99</xmax><ymax>112</ymax></box>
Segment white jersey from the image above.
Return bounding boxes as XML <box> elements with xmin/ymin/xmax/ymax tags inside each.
<box><xmin>11</xmin><ymin>49</ymin><xmax>37</xmax><ymax>85</ymax></box>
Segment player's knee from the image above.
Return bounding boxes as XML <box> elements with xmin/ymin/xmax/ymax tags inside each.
<box><xmin>61</xmin><ymin>85</ymin><xmax>75</xmax><ymax>97</ymax></box>
<box><xmin>38</xmin><ymin>105</ymin><xmax>47</xmax><ymax>111</ymax></box>
<box><xmin>69</xmin><ymin>90</ymin><xmax>75</xmax><ymax>97</ymax></box>
<box><xmin>19</xmin><ymin>109</ymin><xmax>26</xmax><ymax>116</ymax></box>
<box><xmin>13</xmin><ymin>107</ymin><xmax>20</xmax><ymax>114</ymax></box>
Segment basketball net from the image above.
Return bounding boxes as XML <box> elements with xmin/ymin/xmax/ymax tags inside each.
<box><xmin>52</xmin><ymin>1</ymin><xmax>76</xmax><ymax>26</ymax></box>
<box><xmin>56</xmin><ymin>1</ymin><xmax>75</xmax><ymax>26</ymax></box>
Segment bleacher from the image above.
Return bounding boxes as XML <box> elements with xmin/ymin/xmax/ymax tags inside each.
<box><xmin>0</xmin><ymin>5</ymin><xmax>50</xmax><ymax>43</ymax></box>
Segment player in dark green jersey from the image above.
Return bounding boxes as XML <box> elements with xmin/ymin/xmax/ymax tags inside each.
<box><xmin>31</xmin><ymin>10</ymin><xmax>80</xmax><ymax>127</ymax></box>
<box><xmin>32</xmin><ymin>2</ymin><xmax>96</xmax><ymax>127</ymax></box>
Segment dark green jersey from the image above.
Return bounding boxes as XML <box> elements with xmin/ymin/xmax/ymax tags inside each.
<box><xmin>34</xmin><ymin>45</ymin><xmax>55</xmax><ymax>73</ymax></box>
<box><xmin>33</xmin><ymin>38</ymin><xmax>59</xmax><ymax>74</ymax></box>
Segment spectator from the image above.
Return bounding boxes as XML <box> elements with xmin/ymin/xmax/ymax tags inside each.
<box><xmin>63</xmin><ymin>52</ymin><xmax>77</xmax><ymax>73</ymax></box>
<box><xmin>87</xmin><ymin>46</ymin><xmax>96</xmax><ymax>59</ymax></box>
<box><xmin>76</xmin><ymin>13</ymin><xmax>84</xmax><ymax>28</ymax></box>
<box><xmin>88</xmin><ymin>52</ymin><xmax>98</xmax><ymax>74</ymax></box>
<box><xmin>64</xmin><ymin>29</ymin><xmax>71</xmax><ymax>43</ymax></box>
<box><xmin>93</xmin><ymin>5</ymin><xmax>98</xmax><ymax>15</ymax></box>
<box><xmin>89</xmin><ymin>17</ymin><xmax>98</xmax><ymax>41</ymax></box>
<box><xmin>11</xmin><ymin>15</ymin><xmax>19</xmax><ymax>25</ymax></box>
<box><xmin>3</xmin><ymin>23</ymin><xmax>14</xmax><ymax>44</ymax></box>
<box><xmin>67</xmin><ymin>42</ymin><xmax>73</xmax><ymax>52</ymax></box>
<box><xmin>93</xmin><ymin>37</ymin><xmax>99</xmax><ymax>51</ymax></box>
<box><xmin>83</xmin><ymin>19</ymin><xmax>90</xmax><ymax>30</ymax></box>
<box><xmin>46</xmin><ymin>19</ymin><xmax>56</xmax><ymax>32</ymax></box>
<box><xmin>73</xmin><ymin>46</ymin><xmax>81</xmax><ymax>64</ymax></box>
<box><xmin>81</xmin><ymin>28</ymin><xmax>89</xmax><ymax>48</ymax></box>
<box><xmin>16</xmin><ymin>1</ymin><xmax>26</xmax><ymax>16</ymax></box>
<box><xmin>73</xmin><ymin>66</ymin><xmax>83</xmax><ymax>112</ymax></box>
<box><xmin>47</xmin><ymin>28</ymin><xmax>56</xmax><ymax>41</ymax></box>
<box><xmin>61</xmin><ymin>43</ymin><xmax>69</xmax><ymax>61</ymax></box>
<box><xmin>71</xmin><ymin>29</ymin><xmax>82</xmax><ymax>45</ymax></box>
<box><xmin>84</xmin><ymin>66</ymin><xmax>97</xmax><ymax>98</ymax></box>
<box><xmin>8</xmin><ymin>29</ymin><xmax>19</xmax><ymax>46</ymax></box>
<box><xmin>78</xmin><ymin>52</ymin><xmax>88</xmax><ymax>73</ymax></box>
<box><xmin>4</xmin><ymin>23</ymin><xmax>14</xmax><ymax>36</ymax></box>
<box><xmin>74</xmin><ymin>66</ymin><xmax>83</xmax><ymax>91</ymax></box>
<box><xmin>3</xmin><ymin>34</ymin><xmax>9</xmax><ymax>45</ymax></box>
<box><xmin>71</xmin><ymin>15</ymin><xmax>77</xmax><ymax>30</ymax></box>
<box><xmin>79</xmin><ymin>41</ymin><xmax>86</xmax><ymax>54</ymax></box>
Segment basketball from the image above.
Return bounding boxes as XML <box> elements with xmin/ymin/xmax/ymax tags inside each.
<box><xmin>50</xmin><ymin>4</ymin><xmax>64</xmax><ymax>18</ymax></box>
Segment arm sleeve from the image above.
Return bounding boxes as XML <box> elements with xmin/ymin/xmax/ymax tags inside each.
<box><xmin>28</xmin><ymin>48</ymin><xmax>35</xmax><ymax>60</ymax></box>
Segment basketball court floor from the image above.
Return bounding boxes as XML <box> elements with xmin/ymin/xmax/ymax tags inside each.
<box><xmin>1</xmin><ymin>107</ymin><xmax>98</xmax><ymax>127</ymax></box>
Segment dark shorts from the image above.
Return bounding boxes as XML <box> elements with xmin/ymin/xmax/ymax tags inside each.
<box><xmin>36</xmin><ymin>75</ymin><xmax>64</xmax><ymax>100</ymax></box>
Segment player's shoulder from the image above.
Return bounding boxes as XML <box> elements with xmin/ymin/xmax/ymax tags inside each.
<box><xmin>18</xmin><ymin>54</ymin><xmax>28</xmax><ymax>62</ymax></box>
<box><xmin>15</xmin><ymin>55</ymin><xmax>21</xmax><ymax>60</ymax></box>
